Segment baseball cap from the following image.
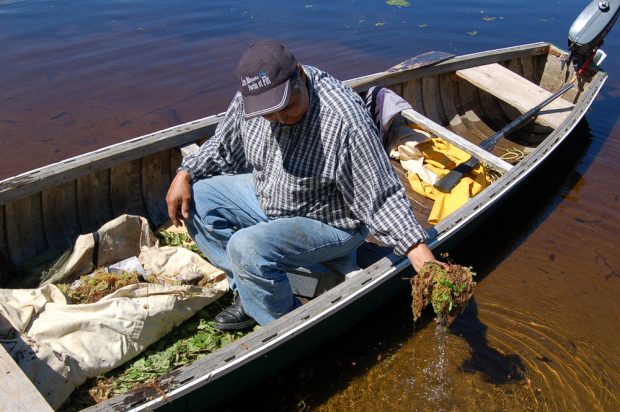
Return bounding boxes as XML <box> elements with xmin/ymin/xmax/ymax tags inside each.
<box><xmin>235</xmin><ymin>40</ymin><xmax>299</xmax><ymax>119</ymax></box>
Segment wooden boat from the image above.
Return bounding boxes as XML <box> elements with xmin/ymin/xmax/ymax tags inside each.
<box><xmin>0</xmin><ymin>41</ymin><xmax>609</xmax><ymax>411</ymax></box>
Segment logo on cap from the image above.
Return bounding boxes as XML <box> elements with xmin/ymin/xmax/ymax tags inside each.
<box><xmin>240</xmin><ymin>69</ymin><xmax>272</xmax><ymax>92</ymax></box>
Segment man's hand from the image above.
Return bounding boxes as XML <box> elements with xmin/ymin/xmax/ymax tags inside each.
<box><xmin>166</xmin><ymin>170</ymin><xmax>192</xmax><ymax>226</ymax></box>
<box><xmin>406</xmin><ymin>242</ymin><xmax>438</xmax><ymax>272</ymax></box>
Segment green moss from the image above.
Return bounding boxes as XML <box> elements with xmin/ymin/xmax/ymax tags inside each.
<box><xmin>411</xmin><ymin>261</ymin><xmax>476</xmax><ymax>326</ymax></box>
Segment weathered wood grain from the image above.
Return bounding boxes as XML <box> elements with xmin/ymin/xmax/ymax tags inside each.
<box><xmin>421</xmin><ymin>76</ymin><xmax>445</xmax><ymax>124</ymax></box>
<box><xmin>347</xmin><ymin>42</ymin><xmax>550</xmax><ymax>91</ymax></box>
<box><xmin>77</xmin><ymin>170</ymin><xmax>114</xmax><ymax>234</ymax></box>
<box><xmin>0</xmin><ymin>344</ymin><xmax>53</xmax><ymax>412</ymax></box>
<box><xmin>110</xmin><ymin>160</ymin><xmax>147</xmax><ymax>218</ymax></box>
<box><xmin>457</xmin><ymin>63</ymin><xmax>574</xmax><ymax>128</ymax></box>
<box><xmin>0</xmin><ymin>206</ymin><xmax>11</xmax><ymax>285</ymax></box>
<box><xmin>42</xmin><ymin>182</ymin><xmax>81</xmax><ymax>252</ymax></box>
<box><xmin>439</xmin><ymin>73</ymin><xmax>482</xmax><ymax>143</ymax></box>
<box><xmin>0</xmin><ymin>117</ymin><xmax>221</xmax><ymax>206</ymax></box>
<box><xmin>402</xmin><ymin>78</ymin><xmax>424</xmax><ymax>113</ymax></box>
<box><xmin>142</xmin><ymin>151</ymin><xmax>171</xmax><ymax>228</ymax></box>
<box><xmin>4</xmin><ymin>194</ymin><xmax>47</xmax><ymax>266</ymax></box>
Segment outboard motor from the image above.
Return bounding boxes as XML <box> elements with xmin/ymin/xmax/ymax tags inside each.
<box><xmin>568</xmin><ymin>0</ymin><xmax>620</xmax><ymax>73</ymax></box>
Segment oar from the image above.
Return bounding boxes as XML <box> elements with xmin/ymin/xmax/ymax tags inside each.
<box><xmin>433</xmin><ymin>83</ymin><xmax>575</xmax><ymax>193</ymax></box>
<box><xmin>347</xmin><ymin>51</ymin><xmax>455</xmax><ymax>88</ymax></box>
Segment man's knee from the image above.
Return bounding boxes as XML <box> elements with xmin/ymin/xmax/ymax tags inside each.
<box><xmin>227</xmin><ymin>228</ymin><xmax>264</xmax><ymax>274</ymax></box>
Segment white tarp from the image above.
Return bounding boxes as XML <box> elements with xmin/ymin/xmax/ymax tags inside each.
<box><xmin>0</xmin><ymin>215</ymin><xmax>228</xmax><ymax>409</ymax></box>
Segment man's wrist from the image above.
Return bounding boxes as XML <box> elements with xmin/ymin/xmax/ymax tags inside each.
<box><xmin>176</xmin><ymin>166</ymin><xmax>193</xmax><ymax>182</ymax></box>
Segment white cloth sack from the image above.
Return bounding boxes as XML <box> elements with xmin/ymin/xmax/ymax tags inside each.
<box><xmin>0</xmin><ymin>215</ymin><xmax>228</xmax><ymax>409</ymax></box>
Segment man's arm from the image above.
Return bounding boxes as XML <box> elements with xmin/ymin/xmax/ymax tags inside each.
<box><xmin>165</xmin><ymin>93</ymin><xmax>247</xmax><ymax>225</ymax></box>
<box><xmin>336</xmin><ymin>120</ymin><xmax>441</xmax><ymax>271</ymax></box>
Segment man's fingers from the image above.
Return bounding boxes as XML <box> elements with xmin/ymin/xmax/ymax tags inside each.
<box><xmin>166</xmin><ymin>170</ymin><xmax>192</xmax><ymax>226</ymax></box>
<box><xmin>167</xmin><ymin>201</ymin><xmax>180</xmax><ymax>226</ymax></box>
<box><xmin>182</xmin><ymin>197</ymin><xmax>190</xmax><ymax>219</ymax></box>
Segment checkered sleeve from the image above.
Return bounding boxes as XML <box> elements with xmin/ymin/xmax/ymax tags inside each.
<box><xmin>180</xmin><ymin>93</ymin><xmax>248</xmax><ymax>181</ymax></box>
<box><xmin>336</xmin><ymin>122</ymin><xmax>428</xmax><ymax>256</ymax></box>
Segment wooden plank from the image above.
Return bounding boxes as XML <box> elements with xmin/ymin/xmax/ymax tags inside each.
<box><xmin>142</xmin><ymin>151</ymin><xmax>171</xmax><ymax>228</ymax></box>
<box><xmin>402</xmin><ymin>79</ymin><xmax>424</xmax><ymax>113</ymax></box>
<box><xmin>111</xmin><ymin>160</ymin><xmax>147</xmax><ymax>218</ymax></box>
<box><xmin>400</xmin><ymin>108</ymin><xmax>513</xmax><ymax>172</ymax></box>
<box><xmin>171</xmin><ymin>146</ymin><xmax>184</xmax><ymax>172</ymax></box>
<box><xmin>456</xmin><ymin>63</ymin><xmax>573</xmax><ymax>128</ymax></box>
<box><xmin>4</xmin><ymin>195</ymin><xmax>47</xmax><ymax>266</ymax></box>
<box><xmin>0</xmin><ymin>205</ymin><xmax>11</xmax><ymax>286</ymax></box>
<box><xmin>76</xmin><ymin>170</ymin><xmax>114</xmax><ymax>234</ymax></box>
<box><xmin>387</xmin><ymin>83</ymin><xmax>402</xmax><ymax>96</ymax></box>
<box><xmin>421</xmin><ymin>76</ymin><xmax>445</xmax><ymax>124</ymax></box>
<box><xmin>438</xmin><ymin>73</ymin><xmax>483</xmax><ymax>143</ymax></box>
<box><xmin>41</xmin><ymin>182</ymin><xmax>81</xmax><ymax>253</ymax></box>
<box><xmin>520</xmin><ymin>56</ymin><xmax>537</xmax><ymax>83</ymax></box>
<box><xmin>0</xmin><ymin>343</ymin><xmax>54</xmax><ymax>412</ymax></box>
<box><xmin>461</xmin><ymin>110</ymin><xmax>494</xmax><ymax>142</ymax></box>
<box><xmin>500</xmin><ymin>60</ymin><xmax>532</xmax><ymax>126</ymax></box>
<box><xmin>0</xmin><ymin>116</ymin><xmax>221</xmax><ymax>206</ymax></box>
<box><xmin>540</xmin><ymin>54</ymin><xmax>581</xmax><ymax>103</ymax></box>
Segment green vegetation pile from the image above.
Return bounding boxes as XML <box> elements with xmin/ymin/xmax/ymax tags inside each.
<box><xmin>61</xmin><ymin>295</ymin><xmax>250</xmax><ymax>411</ymax></box>
<box><xmin>56</xmin><ymin>229</ymin><xmax>251</xmax><ymax>410</ymax></box>
<box><xmin>411</xmin><ymin>261</ymin><xmax>476</xmax><ymax>326</ymax></box>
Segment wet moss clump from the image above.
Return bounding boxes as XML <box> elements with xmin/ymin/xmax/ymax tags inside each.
<box><xmin>411</xmin><ymin>261</ymin><xmax>476</xmax><ymax>326</ymax></box>
<box><xmin>57</xmin><ymin>270</ymin><xmax>141</xmax><ymax>304</ymax></box>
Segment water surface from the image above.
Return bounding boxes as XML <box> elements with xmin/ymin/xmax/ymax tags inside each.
<box><xmin>1</xmin><ymin>0</ymin><xmax>619</xmax><ymax>410</ymax></box>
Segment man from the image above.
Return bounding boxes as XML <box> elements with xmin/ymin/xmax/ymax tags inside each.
<box><xmin>166</xmin><ymin>40</ymin><xmax>437</xmax><ymax>331</ymax></box>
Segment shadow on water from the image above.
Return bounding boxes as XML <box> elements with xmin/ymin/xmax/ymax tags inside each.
<box><xmin>451</xmin><ymin>298</ymin><xmax>526</xmax><ymax>384</ymax></box>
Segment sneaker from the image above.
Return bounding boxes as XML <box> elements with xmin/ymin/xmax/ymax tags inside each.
<box><xmin>213</xmin><ymin>294</ymin><xmax>257</xmax><ymax>331</ymax></box>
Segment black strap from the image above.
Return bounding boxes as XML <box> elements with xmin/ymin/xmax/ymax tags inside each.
<box><xmin>92</xmin><ymin>230</ymin><xmax>100</xmax><ymax>269</ymax></box>
<box><xmin>365</xmin><ymin>86</ymin><xmax>385</xmax><ymax>130</ymax></box>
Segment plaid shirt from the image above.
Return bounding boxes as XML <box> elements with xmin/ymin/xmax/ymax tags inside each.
<box><xmin>181</xmin><ymin>65</ymin><xmax>427</xmax><ymax>255</ymax></box>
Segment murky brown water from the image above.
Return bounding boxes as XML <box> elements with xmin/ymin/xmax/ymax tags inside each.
<box><xmin>2</xmin><ymin>0</ymin><xmax>620</xmax><ymax>410</ymax></box>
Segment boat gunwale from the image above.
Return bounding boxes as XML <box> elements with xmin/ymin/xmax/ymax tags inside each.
<box><xmin>84</xmin><ymin>43</ymin><xmax>606</xmax><ymax>411</ymax></box>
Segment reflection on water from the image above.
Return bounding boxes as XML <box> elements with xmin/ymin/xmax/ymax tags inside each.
<box><xmin>2</xmin><ymin>0</ymin><xmax>620</xmax><ymax>410</ymax></box>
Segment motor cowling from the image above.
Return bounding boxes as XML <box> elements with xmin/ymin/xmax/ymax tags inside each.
<box><xmin>568</xmin><ymin>0</ymin><xmax>620</xmax><ymax>63</ymax></box>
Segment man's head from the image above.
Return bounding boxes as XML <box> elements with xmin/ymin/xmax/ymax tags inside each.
<box><xmin>235</xmin><ymin>40</ymin><xmax>309</xmax><ymax>124</ymax></box>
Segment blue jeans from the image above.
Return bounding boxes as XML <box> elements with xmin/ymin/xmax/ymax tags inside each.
<box><xmin>184</xmin><ymin>174</ymin><xmax>368</xmax><ymax>325</ymax></box>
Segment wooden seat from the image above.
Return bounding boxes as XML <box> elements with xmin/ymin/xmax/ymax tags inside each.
<box><xmin>456</xmin><ymin>63</ymin><xmax>573</xmax><ymax>129</ymax></box>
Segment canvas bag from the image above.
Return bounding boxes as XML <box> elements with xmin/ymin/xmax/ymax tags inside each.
<box><xmin>0</xmin><ymin>215</ymin><xmax>228</xmax><ymax>409</ymax></box>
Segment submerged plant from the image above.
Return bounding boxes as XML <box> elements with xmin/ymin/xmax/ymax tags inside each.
<box><xmin>411</xmin><ymin>261</ymin><xmax>476</xmax><ymax>326</ymax></box>
<box><xmin>386</xmin><ymin>0</ymin><xmax>410</xmax><ymax>7</ymax></box>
